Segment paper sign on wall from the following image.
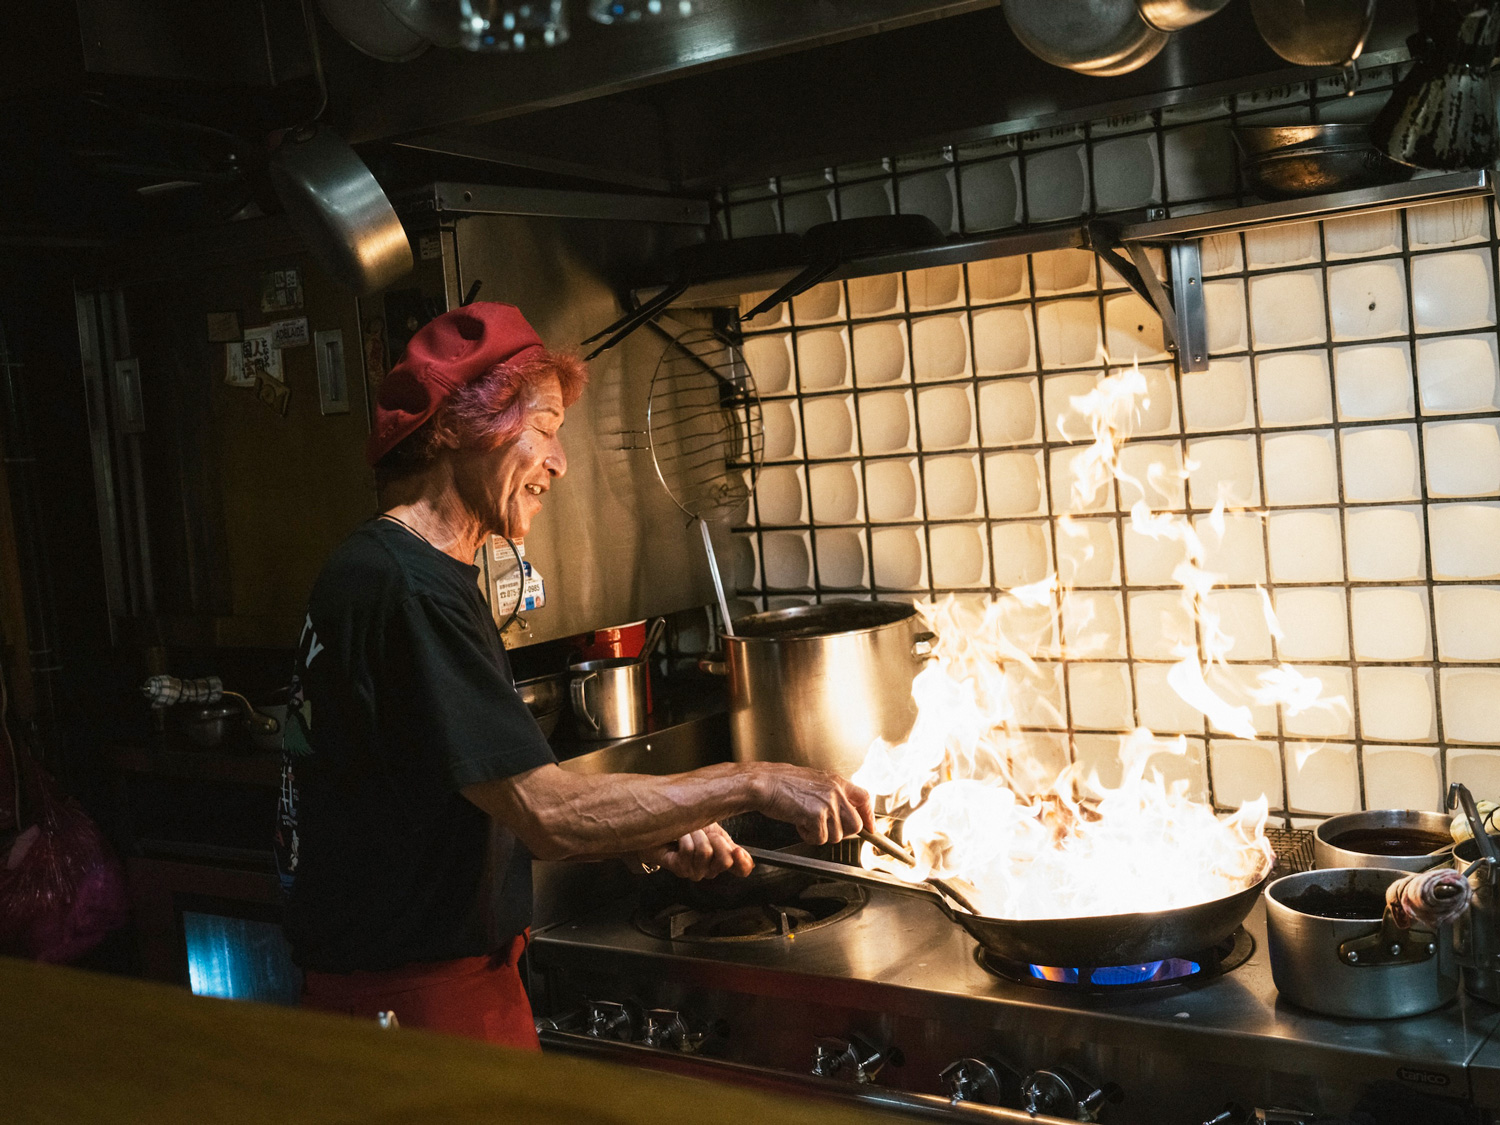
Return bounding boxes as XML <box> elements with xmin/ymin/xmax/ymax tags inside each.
<box><xmin>271</xmin><ymin>317</ymin><xmax>310</xmax><ymax>349</ymax></box>
<box><xmin>260</xmin><ymin>268</ymin><xmax>303</xmax><ymax>313</ymax></box>
<box><xmin>224</xmin><ymin>342</ymin><xmax>254</xmax><ymax>387</ymax></box>
<box><xmin>242</xmin><ymin>326</ymin><xmax>282</xmax><ymax>383</ymax></box>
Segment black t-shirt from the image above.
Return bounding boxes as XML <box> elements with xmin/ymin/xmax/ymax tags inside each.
<box><xmin>277</xmin><ymin>518</ymin><xmax>556</xmax><ymax>973</ymax></box>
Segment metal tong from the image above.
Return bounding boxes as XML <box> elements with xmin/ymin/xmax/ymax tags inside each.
<box><xmin>1449</xmin><ymin>781</ymin><xmax>1500</xmax><ymax>878</ymax></box>
<box><xmin>857</xmin><ymin>827</ymin><xmax>984</xmax><ymax>915</ymax></box>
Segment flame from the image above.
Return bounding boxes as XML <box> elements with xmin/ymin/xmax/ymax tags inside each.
<box><xmin>851</xmin><ymin>362</ymin><xmax>1345</xmax><ymax>921</ymax></box>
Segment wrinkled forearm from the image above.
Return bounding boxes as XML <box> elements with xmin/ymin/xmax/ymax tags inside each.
<box><xmin>462</xmin><ymin>762</ymin><xmax>765</xmax><ymax>861</ymax></box>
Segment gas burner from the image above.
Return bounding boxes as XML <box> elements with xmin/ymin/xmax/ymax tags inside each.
<box><xmin>976</xmin><ymin>928</ymin><xmax>1255</xmax><ymax>991</ymax></box>
<box><xmin>634</xmin><ymin>883</ymin><xmax>866</xmax><ymax>943</ymax></box>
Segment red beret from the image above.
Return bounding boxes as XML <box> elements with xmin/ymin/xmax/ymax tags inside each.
<box><xmin>366</xmin><ymin>302</ymin><xmax>545</xmax><ymax>465</ymax></box>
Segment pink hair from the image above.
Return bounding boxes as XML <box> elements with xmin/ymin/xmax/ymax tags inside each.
<box><xmin>443</xmin><ymin>350</ymin><xmax>589</xmax><ymax>451</ymax></box>
<box><xmin>374</xmin><ymin>349</ymin><xmax>587</xmax><ymax>480</ymax></box>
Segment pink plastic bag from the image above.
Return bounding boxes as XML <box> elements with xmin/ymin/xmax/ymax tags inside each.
<box><xmin>0</xmin><ymin>742</ymin><xmax>129</xmax><ymax>963</ymax></box>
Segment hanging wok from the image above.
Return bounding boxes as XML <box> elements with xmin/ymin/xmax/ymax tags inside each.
<box><xmin>743</xmin><ymin>847</ymin><xmax>1269</xmax><ymax>967</ymax></box>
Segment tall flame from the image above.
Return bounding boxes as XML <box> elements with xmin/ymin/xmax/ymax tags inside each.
<box><xmin>853</xmin><ymin>362</ymin><xmax>1341</xmax><ymax>920</ymax></box>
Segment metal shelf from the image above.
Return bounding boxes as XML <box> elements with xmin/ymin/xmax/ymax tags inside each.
<box><xmin>649</xmin><ymin>170</ymin><xmax>1493</xmax><ymax>311</ymax></box>
<box><xmin>650</xmin><ymin>222</ymin><xmax>1091</xmax><ymax>309</ymax></box>
<box><xmin>1116</xmin><ymin>169</ymin><xmax>1491</xmax><ymax>241</ymax></box>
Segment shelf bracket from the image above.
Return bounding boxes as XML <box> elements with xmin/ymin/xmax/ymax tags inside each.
<box><xmin>1085</xmin><ymin>222</ymin><xmax>1208</xmax><ymax>374</ymax></box>
<box><xmin>1167</xmin><ymin>240</ymin><xmax>1208</xmax><ymax>373</ymax></box>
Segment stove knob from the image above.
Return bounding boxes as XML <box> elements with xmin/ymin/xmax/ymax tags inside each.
<box><xmin>812</xmin><ymin>1039</ymin><xmax>848</xmax><ymax>1079</ymax></box>
<box><xmin>939</xmin><ymin>1056</ymin><xmax>1022</xmax><ymax>1106</ymax></box>
<box><xmin>640</xmin><ymin>1008</ymin><xmax>705</xmax><ymax>1053</ymax></box>
<box><xmin>586</xmin><ymin>1000</ymin><xmax>637</xmax><ymax>1042</ymax></box>
<box><xmin>1022</xmin><ymin>1066</ymin><xmax>1122</xmax><ymax>1122</ymax></box>
<box><xmin>812</xmin><ymin>1034</ymin><xmax>899</xmax><ymax>1084</ymax></box>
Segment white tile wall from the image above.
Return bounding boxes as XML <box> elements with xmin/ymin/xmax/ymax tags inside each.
<box><xmin>733</xmin><ymin>185</ymin><xmax>1500</xmax><ymax>826</ymax></box>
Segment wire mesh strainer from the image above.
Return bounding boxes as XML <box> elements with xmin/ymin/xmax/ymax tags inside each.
<box><xmin>645</xmin><ymin>321</ymin><xmax>763</xmax><ymax>627</ymax></box>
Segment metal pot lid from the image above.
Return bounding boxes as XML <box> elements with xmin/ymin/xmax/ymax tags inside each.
<box><xmin>730</xmin><ymin>601</ymin><xmax>916</xmax><ymax>641</ymax></box>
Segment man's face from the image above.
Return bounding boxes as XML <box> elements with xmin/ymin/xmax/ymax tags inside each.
<box><xmin>454</xmin><ymin>375</ymin><xmax>568</xmax><ymax>540</ymax></box>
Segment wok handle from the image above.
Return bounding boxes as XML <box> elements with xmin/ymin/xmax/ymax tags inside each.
<box><xmin>740</xmin><ymin>846</ymin><xmax>958</xmax><ymax>918</ymax></box>
<box><xmin>857</xmin><ymin>828</ymin><xmax>986</xmax><ymax>916</ymax></box>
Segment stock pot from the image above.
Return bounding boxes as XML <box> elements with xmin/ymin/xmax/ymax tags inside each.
<box><xmin>723</xmin><ymin>602</ymin><xmax>925</xmax><ymax>778</ymax></box>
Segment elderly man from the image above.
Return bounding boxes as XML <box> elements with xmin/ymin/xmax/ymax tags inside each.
<box><xmin>276</xmin><ymin>303</ymin><xmax>871</xmax><ymax>1048</ymax></box>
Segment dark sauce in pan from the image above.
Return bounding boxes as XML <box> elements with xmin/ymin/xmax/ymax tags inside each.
<box><xmin>1326</xmin><ymin>827</ymin><xmax>1451</xmax><ymax>856</ymax></box>
<box><xmin>1280</xmin><ymin>884</ymin><xmax>1388</xmax><ymax>920</ymax></box>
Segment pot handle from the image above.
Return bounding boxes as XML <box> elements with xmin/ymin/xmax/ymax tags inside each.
<box><xmin>696</xmin><ymin>657</ymin><xmax>728</xmax><ymax>676</ymax></box>
<box><xmin>570</xmin><ymin>672</ymin><xmax>599</xmax><ymax>732</ymax></box>
<box><xmin>1337</xmin><ymin>907</ymin><xmax>1438</xmax><ymax>968</ymax></box>
<box><xmin>912</xmin><ymin>632</ymin><xmax>937</xmax><ymax>660</ymax></box>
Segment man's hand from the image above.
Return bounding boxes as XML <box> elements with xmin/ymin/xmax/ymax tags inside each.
<box><xmin>753</xmin><ymin>764</ymin><xmax>874</xmax><ymax>845</ymax></box>
<box><xmin>641</xmin><ymin>822</ymin><xmax>754</xmax><ymax>882</ymax></box>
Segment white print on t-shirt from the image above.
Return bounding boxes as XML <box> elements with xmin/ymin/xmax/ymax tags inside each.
<box><xmin>300</xmin><ymin>613</ymin><xmax>325</xmax><ymax>667</ymax></box>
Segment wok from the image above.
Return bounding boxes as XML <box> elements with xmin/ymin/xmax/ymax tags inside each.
<box><xmin>744</xmin><ymin>847</ymin><xmax>1269</xmax><ymax>967</ymax></box>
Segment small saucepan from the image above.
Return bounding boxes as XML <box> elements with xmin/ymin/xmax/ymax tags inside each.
<box><xmin>1265</xmin><ymin>867</ymin><xmax>1458</xmax><ymax>1019</ymax></box>
<box><xmin>1313</xmin><ymin>810</ymin><xmax>1455</xmax><ymax>872</ymax></box>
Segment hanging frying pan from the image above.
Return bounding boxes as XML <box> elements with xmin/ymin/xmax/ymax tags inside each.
<box><xmin>317</xmin><ymin>0</ymin><xmax>431</xmax><ymax>60</ymax></box>
<box><xmin>1001</xmin><ymin>0</ymin><xmax>1170</xmax><ymax>77</ymax></box>
<box><xmin>1249</xmin><ymin>0</ymin><xmax>1377</xmax><ymax>67</ymax></box>
<box><xmin>270</xmin><ymin>0</ymin><xmax>414</xmax><ymax>295</ymax></box>
<box><xmin>1135</xmin><ymin>0</ymin><xmax>1231</xmax><ymax>32</ymax></box>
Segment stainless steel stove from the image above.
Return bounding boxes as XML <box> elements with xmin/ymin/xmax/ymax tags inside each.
<box><xmin>529</xmin><ymin>880</ymin><xmax>1500</xmax><ymax>1124</ymax></box>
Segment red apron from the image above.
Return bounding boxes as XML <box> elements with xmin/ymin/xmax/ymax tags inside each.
<box><xmin>299</xmin><ymin>931</ymin><xmax>539</xmax><ymax>1049</ymax></box>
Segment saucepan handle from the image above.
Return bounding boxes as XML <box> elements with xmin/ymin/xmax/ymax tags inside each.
<box><xmin>570</xmin><ymin>672</ymin><xmax>599</xmax><ymax>732</ymax></box>
<box><xmin>739</xmin><ymin>846</ymin><xmax>960</xmax><ymax>920</ymax></box>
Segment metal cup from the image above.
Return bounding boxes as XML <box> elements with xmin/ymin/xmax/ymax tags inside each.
<box><xmin>568</xmin><ymin>657</ymin><xmax>648</xmax><ymax>740</ymax></box>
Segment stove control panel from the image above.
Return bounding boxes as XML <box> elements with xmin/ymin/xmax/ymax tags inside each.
<box><xmin>1022</xmin><ymin>1065</ymin><xmax>1123</xmax><ymax>1123</ymax></box>
<box><xmin>811</xmin><ymin>1034</ymin><xmax>902</xmax><ymax>1085</ymax></box>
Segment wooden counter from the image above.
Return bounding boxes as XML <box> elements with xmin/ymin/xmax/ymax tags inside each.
<box><xmin>0</xmin><ymin>956</ymin><xmax>893</xmax><ymax>1124</ymax></box>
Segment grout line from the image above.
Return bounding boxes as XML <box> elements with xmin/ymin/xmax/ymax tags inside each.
<box><xmin>1316</xmin><ymin>215</ymin><xmax>1368</xmax><ymax>814</ymax></box>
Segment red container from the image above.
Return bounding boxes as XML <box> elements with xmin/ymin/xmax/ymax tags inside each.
<box><xmin>577</xmin><ymin>621</ymin><xmax>651</xmax><ymax>713</ymax></box>
<box><xmin>579</xmin><ymin>621</ymin><xmax>647</xmax><ymax>661</ymax></box>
